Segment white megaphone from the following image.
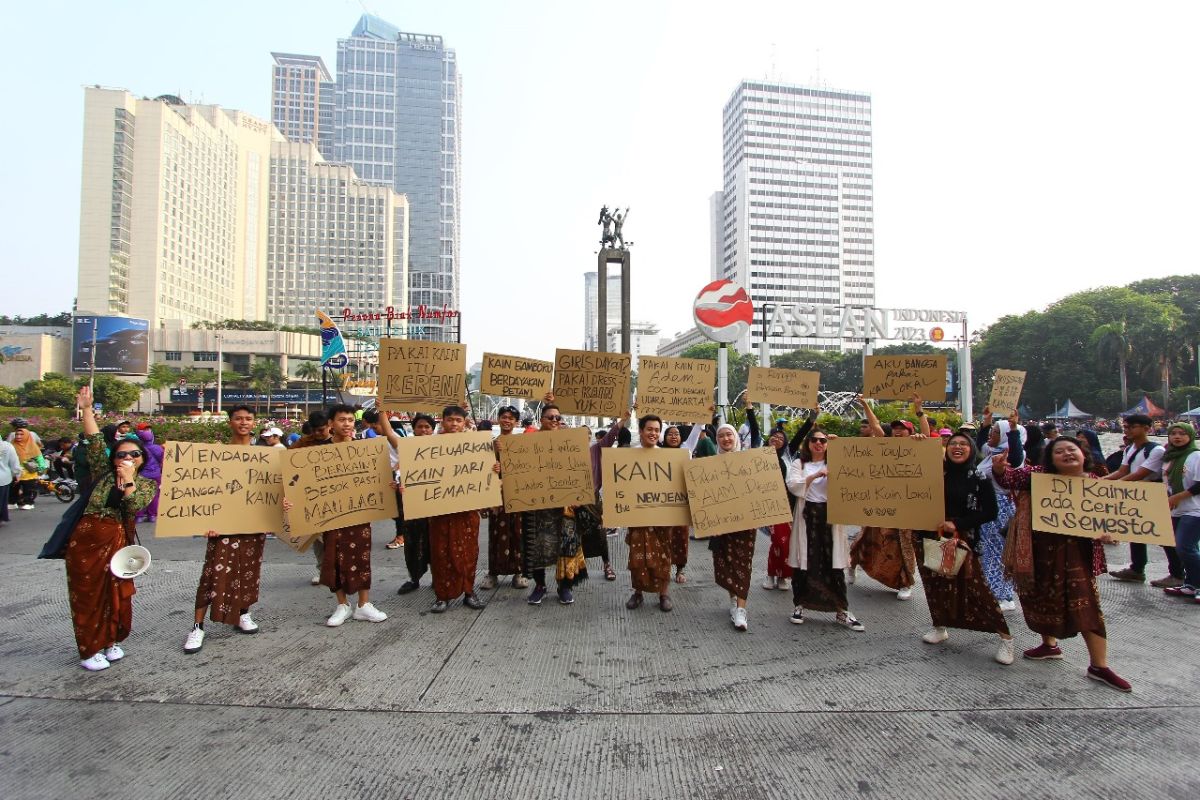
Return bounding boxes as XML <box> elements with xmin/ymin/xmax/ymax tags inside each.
<box><xmin>109</xmin><ymin>545</ymin><xmax>152</xmax><ymax>579</ymax></box>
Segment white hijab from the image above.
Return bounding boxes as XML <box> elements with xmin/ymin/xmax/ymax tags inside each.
<box><xmin>716</xmin><ymin>423</ymin><xmax>741</xmax><ymax>453</ymax></box>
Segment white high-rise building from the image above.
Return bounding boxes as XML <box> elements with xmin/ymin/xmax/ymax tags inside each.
<box><xmin>583</xmin><ymin>270</ymin><xmax>624</xmax><ymax>350</ymax></box>
<box><xmin>713</xmin><ymin>81</ymin><xmax>874</xmax><ymax>354</ymax></box>
<box><xmin>270</xmin><ymin>53</ymin><xmax>336</xmax><ymax>159</ymax></box>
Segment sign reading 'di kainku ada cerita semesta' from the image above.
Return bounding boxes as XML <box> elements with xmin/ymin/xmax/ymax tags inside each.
<box><xmin>602</xmin><ymin>447</ymin><xmax>691</xmax><ymax>527</ymax></box>
<box><xmin>156</xmin><ymin>442</ymin><xmax>283</xmax><ymax>537</ymax></box>
<box><xmin>282</xmin><ymin>438</ymin><xmax>398</xmax><ymax>538</ymax></box>
<box><xmin>826</xmin><ymin>437</ymin><xmax>946</xmax><ymax>531</ymax></box>
<box><xmin>395</xmin><ymin>431</ymin><xmax>502</xmax><ymax>519</ymax></box>
<box><xmin>1031</xmin><ymin>473</ymin><xmax>1175</xmax><ymax>546</ymax></box>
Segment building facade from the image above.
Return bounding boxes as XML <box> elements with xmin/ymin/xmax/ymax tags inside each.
<box><xmin>265</xmin><ymin>140</ymin><xmax>409</xmax><ymax>331</ymax></box>
<box><xmin>583</xmin><ymin>270</ymin><xmax>625</xmax><ymax>350</ymax></box>
<box><xmin>270</xmin><ymin>53</ymin><xmax>336</xmax><ymax>159</ymax></box>
<box><xmin>77</xmin><ymin>88</ymin><xmax>281</xmax><ymax>329</ymax></box>
<box><xmin>713</xmin><ymin>81</ymin><xmax>875</xmax><ymax>355</ymax></box>
<box><xmin>0</xmin><ymin>328</ymin><xmax>71</xmax><ymax>387</ymax></box>
<box><xmin>607</xmin><ymin>322</ymin><xmax>660</xmax><ymax>372</ymax></box>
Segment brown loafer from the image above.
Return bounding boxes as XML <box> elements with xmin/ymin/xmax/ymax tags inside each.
<box><xmin>625</xmin><ymin>592</ymin><xmax>643</xmax><ymax>610</ymax></box>
<box><xmin>658</xmin><ymin>594</ymin><xmax>673</xmax><ymax>612</ymax></box>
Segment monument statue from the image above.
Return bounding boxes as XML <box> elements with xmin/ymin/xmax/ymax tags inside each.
<box><xmin>597</xmin><ymin>205</ymin><xmax>632</xmax><ymax>250</ymax></box>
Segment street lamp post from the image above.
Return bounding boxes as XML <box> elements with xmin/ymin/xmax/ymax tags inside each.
<box><xmin>215</xmin><ymin>333</ymin><xmax>223</xmax><ymax>416</ymax></box>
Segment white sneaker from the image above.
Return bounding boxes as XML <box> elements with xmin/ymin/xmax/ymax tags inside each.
<box><xmin>103</xmin><ymin>645</ymin><xmax>124</xmax><ymax>662</ymax></box>
<box><xmin>326</xmin><ymin>603</ymin><xmax>353</xmax><ymax>627</ymax></box>
<box><xmin>19</xmin><ymin>504</ymin><xmax>33</xmax><ymax>510</ymax></box>
<box><xmin>732</xmin><ymin>607</ymin><xmax>748</xmax><ymax>631</ymax></box>
<box><xmin>847</xmin><ymin>565</ymin><xmax>857</xmax><ymax>584</ymax></box>
<box><xmin>998</xmin><ymin>599</ymin><xmax>1017</xmax><ymax>612</ymax></box>
<box><xmin>236</xmin><ymin>613</ymin><xmax>259</xmax><ymax>633</ymax></box>
<box><xmin>995</xmin><ymin>637</ymin><xmax>1015</xmax><ymax>665</ymax></box>
<box><xmin>922</xmin><ymin>626</ymin><xmax>950</xmax><ymax>644</ymax></box>
<box><xmin>184</xmin><ymin>627</ymin><xmax>205</xmax><ymax>653</ymax></box>
<box><xmin>778</xmin><ymin>578</ymin><xmax>790</xmax><ymax>591</ymax></box>
<box><xmin>762</xmin><ymin>576</ymin><xmax>778</xmax><ymax>590</ymax></box>
<box><xmin>311</xmin><ymin>573</ymin><xmax>321</xmax><ymax>586</ymax></box>
<box><xmin>81</xmin><ymin>652</ymin><xmax>110</xmax><ymax>671</ymax></box>
<box><xmin>729</xmin><ymin>600</ymin><xmax>738</xmax><ymax>621</ymax></box>
<box><xmin>896</xmin><ymin>587</ymin><xmax>913</xmax><ymax>601</ymax></box>
<box><xmin>352</xmin><ymin>602</ymin><xmax>387</xmax><ymax>623</ymax></box>
<box><xmin>479</xmin><ymin>575</ymin><xmax>498</xmax><ymax>590</ymax></box>
<box><xmin>6</xmin><ymin>504</ymin><xmax>15</xmax><ymax>510</ymax></box>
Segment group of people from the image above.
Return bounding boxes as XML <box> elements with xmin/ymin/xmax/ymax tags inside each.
<box><xmin>41</xmin><ymin>387</ymin><xmax>1200</xmax><ymax>697</ymax></box>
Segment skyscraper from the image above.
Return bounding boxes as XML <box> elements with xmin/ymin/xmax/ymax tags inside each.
<box><xmin>583</xmin><ymin>270</ymin><xmax>624</xmax><ymax>350</ymax></box>
<box><xmin>713</xmin><ymin>81</ymin><xmax>874</xmax><ymax>354</ymax></box>
<box><xmin>332</xmin><ymin>14</ymin><xmax>462</xmax><ymax>342</ymax></box>
<box><xmin>270</xmin><ymin>53</ymin><xmax>336</xmax><ymax>159</ymax></box>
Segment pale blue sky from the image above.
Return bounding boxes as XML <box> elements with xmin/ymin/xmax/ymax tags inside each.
<box><xmin>3</xmin><ymin>0</ymin><xmax>1198</xmax><ymax>363</ymax></box>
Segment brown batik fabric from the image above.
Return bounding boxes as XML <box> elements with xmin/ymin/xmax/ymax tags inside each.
<box><xmin>710</xmin><ymin>530</ymin><xmax>756</xmax><ymax>600</ymax></box>
<box><xmin>850</xmin><ymin>526</ymin><xmax>916</xmax><ymax>590</ymax></box>
<box><xmin>795</xmin><ymin>502</ymin><xmax>848</xmax><ymax>613</ymax></box>
<box><xmin>917</xmin><ymin>545</ymin><xmax>1010</xmax><ymax>635</ymax></box>
<box><xmin>65</xmin><ymin>515</ymin><xmax>135</xmax><ymax>658</ymax></box>
<box><xmin>767</xmin><ymin>521</ymin><xmax>794</xmax><ymax>579</ymax></box>
<box><xmin>626</xmin><ymin>526</ymin><xmax>673</xmax><ymax>593</ymax></box>
<box><xmin>487</xmin><ymin>508</ymin><xmax>523</xmax><ymax>576</ymax></box>
<box><xmin>429</xmin><ymin>511</ymin><xmax>481</xmax><ymax>601</ymax></box>
<box><xmin>320</xmin><ymin>523</ymin><xmax>373</xmax><ymax>595</ymax></box>
<box><xmin>194</xmin><ymin>534</ymin><xmax>267</xmax><ymax>624</ymax></box>
<box><xmin>670</xmin><ymin>526</ymin><xmax>689</xmax><ymax>569</ymax></box>
<box><xmin>1018</xmin><ymin>531</ymin><xmax>1107</xmax><ymax>640</ymax></box>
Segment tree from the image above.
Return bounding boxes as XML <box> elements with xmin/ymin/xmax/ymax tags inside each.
<box><xmin>249</xmin><ymin>360</ymin><xmax>286</xmax><ymax>413</ymax></box>
<box><xmin>143</xmin><ymin>362</ymin><xmax>181</xmax><ymax>411</ymax></box>
<box><xmin>678</xmin><ymin>343</ymin><xmax>757</xmax><ymax>409</ymax></box>
<box><xmin>0</xmin><ymin>385</ymin><xmax>17</xmax><ymax>406</ymax></box>
<box><xmin>89</xmin><ymin>375</ymin><xmax>140</xmax><ymax>412</ymax></box>
<box><xmin>1090</xmin><ymin>320</ymin><xmax>1133</xmax><ymax>409</ymax></box>
<box><xmin>18</xmin><ymin>373</ymin><xmax>77</xmax><ymax>409</ymax></box>
<box><xmin>294</xmin><ymin>361</ymin><xmax>322</xmax><ymax>412</ymax></box>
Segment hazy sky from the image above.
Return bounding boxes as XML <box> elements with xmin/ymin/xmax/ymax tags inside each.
<box><xmin>3</xmin><ymin>1</ymin><xmax>1198</xmax><ymax>364</ymax></box>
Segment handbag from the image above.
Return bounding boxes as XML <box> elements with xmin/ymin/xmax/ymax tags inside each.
<box><xmin>38</xmin><ymin>481</ymin><xmax>101</xmax><ymax>560</ymax></box>
<box><xmin>922</xmin><ymin>533</ymin><xmax>969</xmax><ymax>577</ymax></box>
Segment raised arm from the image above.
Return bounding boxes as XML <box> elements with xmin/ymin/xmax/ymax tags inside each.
<box><xmin>77</xmin><ymin>386</ymin><xmax>100</xmax><ymax>437</ymax></box>
<box><xmin>787</xmin><ymin>413</ymin><xmax>816</xmax><ymax>457</ymax></box>
<box><xmin>745</xmin><ymin>399</ymin><xmax>761</xmax><ymax>449</ymax></box>
<box><xmin>912</xmin><ymin>394</ymin><xmax>930</xmax><ymax>437</ymax></box>
<box><xmin>857</xmin><ymin>394</ymin><xmax>885</xmax><ymax>438</ymax></box>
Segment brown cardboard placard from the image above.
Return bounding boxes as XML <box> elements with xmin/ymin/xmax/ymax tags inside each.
<box><xmin>1031</xmin><ymin>473</ymin><xmax>1175</xmax><ymax>546</ymax></box>
<box><xmin>862</xmin><ymin>354</ymin><xmax>947</xmax><ymax>401</ymax></box>
<box><xmin>683</xmin><ymin>448</ymin><xmax>792</xmax><ymax>538</ymax></box>
<box><xmin>635</xmin><ymin>356</ymin><xmax>715</xmax><ymax>424</ymax></box>
<box><xmin>987</xmin><ymin>369</ymin><xmax>1027</xmax><ymax>416</ymax></box>
<box><xmin>497</xmin><ymin>428</ymin><xmax>595</xmax><ymax>512</ymax></box>
<box><xmin>747</xmin><ymin>366</ymin><xmax>820</xmax><ymax>409</ymax></box>
<box><xmin>377</xmin><ymin>338</ymin><xmax>467</xmax><ymax>413</ymax></box>
<box><xmin>552</xmin><ymin>348</ymin><xmax>631</xmax><ymax>418</ymax></box>
<box><xmin>282</xmin><ymin>438</ymin><xmax>399</xmax><ymax>537</ymax></box>
<box><xmin>155</xmin><ymin>442</ymin><xmax>283</xmax><ymax>537</ymax></box>
<box><xmin>826</xmin><ymin>438</ymin><xmax>945</xmax><ymax>530</ymax></box>
<box><xmin>479</xmin><ymin>352</ymin><xmax>554</xmax><ymax>400</ymax></box>
<box><xmin>602</xmin><ymin>447</ymin><xmax>691</xmax><ymax>527</ymax></box>
<box><xmin>395</xmin><ymin>431</ymin><xmax>502</xmax><ymax>519</ymax></box>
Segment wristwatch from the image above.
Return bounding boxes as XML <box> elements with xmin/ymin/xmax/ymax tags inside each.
<box><xmin>121</xmin><ymin>482</ymin><xmax>135</xmax><ymax>490</ymax></box>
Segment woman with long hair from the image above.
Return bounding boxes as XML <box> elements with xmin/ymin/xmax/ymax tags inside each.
<box><xmin>918</xmin><ymin>433</ymin><xmax>1013</xmax><ymax>663</ymax></box>
<box><xmin>786</xmin><ymin>428</ymin><xmax>864</xmax><ymax>631</ymax></box>
<box><xmin>994</xmin><ymin>437</ymin><xmax>1131</xmax><ymax>691</ymax></box>
<box><xmin>63</xmin><ymin>386</ymin><xmax>157</xmax><ymax>671</ymax></box>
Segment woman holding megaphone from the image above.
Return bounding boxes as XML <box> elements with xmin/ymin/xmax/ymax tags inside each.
<box><xmin>63</xmin><ymin>386</ymin><xmax>156</xmax><ymax>671</ymax></box>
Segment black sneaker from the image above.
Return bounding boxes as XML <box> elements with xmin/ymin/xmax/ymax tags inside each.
<box><xmin>396</xmin><ymin>580</ymin><xmax>420</xmax><ymax>595</ymax></box>
<box><xmin>463</xmin><ymin>593</ymin><xmax>486</xmax><ymax>610</ymax></box>
<box><xmin>790</xmin><ymin>606</ymin><xmax>804</xmax><ymax>625</ymax></box>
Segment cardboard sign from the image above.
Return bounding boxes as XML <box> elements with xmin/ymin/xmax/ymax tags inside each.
<box><xmin>282</xmin><ymin>438</ymin><xmax>398</xmax><ymax>537</ymax></box>
<box><xmin>602</xmin><ymin>447</ymin><xmax>691</xmax><ymax>527</ymax></box>
<box><xmin>1031</xmin><ymin>473</ymin><xmax>1175</xmax><ymax>546</ymax></box>
<box><xmin>553</xmin><ymin>348</ymin><xmax>632</xmax><ymax>418</ymax></box>
<box><xmin>156</xmin><ymin>442</ymin><xmax>283</xmax><ymax>537</ymax></box>
<box><xmin>635</xmin><ymin>356</ymin><xmax>715</xmax><ymax>424</ymax></box>
<box><xmin>480</xmin><ymin>352</ymin><xmax>554</xmax><ymax>400</ymax></box>
<box><xmin>826</xmin><ymin>438</ymin><xmax>946</xmax><ymax>530</ymax></box>
<box><xmin>747</xmin><ymin>366</ymin><xmax>820</xmax><ymax>409</ymax></box>
<box><xmin>497</xmin><ymin>428</ymin><xmax>595</xmax><ymax>512</ymax></box>
<box><xmin>862</xmin><ymin>354</ymin><xmax>947</xmax><ymax>401</ymax></box>
<box><xmin>683</xmin><ymin>448</ymin><xmax>792</xmax><ymax>538</ymax></box>
<box><xmin>377</xmin><ymin>338</ymin><xmax>467</xmax><ymax>413</ymax></box>
<box><xmin>987</xmin><ymin>369</ymin><xmax>1027</xmax><ymax>416</ymax></box>
<box><xmin>395</xmin><ymin>431</ymin><xmax>501</xmax><ymax>519</ymax></box>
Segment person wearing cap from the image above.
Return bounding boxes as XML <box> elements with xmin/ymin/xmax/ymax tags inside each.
<box><xmin>184</xmin><ymin>405</ymin><xmax>272</xmax><ymax>654</ymax></box>
<box><xmin>937</xmin><ymin>427</ymin><xmax>954</xmax><ymax>445</ymax></box>
<box><xmin>260</xmin><ymin>427</ymin><xmax>286</xmax><ymax>449</ymax></box>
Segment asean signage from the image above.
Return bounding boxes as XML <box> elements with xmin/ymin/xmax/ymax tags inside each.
<box><xmin>693</xmin><ymin>280</ymin><xmax>753</xmax><ymax>344</ymax></box>
<box><xmin>767</xmin><ymin>304</ymin><xmax>964</xmax><ymax>343</ymax></box>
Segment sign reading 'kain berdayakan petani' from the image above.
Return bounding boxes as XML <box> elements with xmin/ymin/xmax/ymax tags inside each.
<box><xmin>479</xmin><ymin>352</ymin><xmax>554</xmax><ymax>400</ymax></box>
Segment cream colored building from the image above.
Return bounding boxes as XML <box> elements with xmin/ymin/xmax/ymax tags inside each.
<box><xmin>265</xmin><ymin>141</ymin><xmax>409</xmax><ymax>330</ymax></box>
<box><xmin>0</xmin><ymin>329</ymin><xmax>72</xmax><ymax>387</ymax></box>
<box><xmin>155</xmin><ymin>322</ymin><xmax>321</xmax><ymax>379</ymax></box>
<box><xmin>77</xmin><ymin>87</ymin><xmax>283</xmax><ymax>327</ymax></box>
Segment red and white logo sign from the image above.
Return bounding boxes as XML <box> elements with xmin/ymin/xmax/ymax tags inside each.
<box><xmin>693</xmin><ymin>280</ymin><xmax>753</xmax><ymax>344</ymax></box>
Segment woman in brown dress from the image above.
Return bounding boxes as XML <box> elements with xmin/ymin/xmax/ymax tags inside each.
<box><xmin>916</xmin><ymin>433</ymin><xmax>1013</xmax><ymax>664</ymax></box>
<box><xmin>65</xmin><ymin>386</ymin><xmax>157</xmax><ymax>671</ymax></box>
<box><xmin>994</xmin><ymin>437</ymin><xmax>1132</xmax><ymax>692</ymax></box>
<box><xmin>705</xmin><ymin>400</ymin><xmax>759</xmax><ymax>631</ymax></box>
<box><xmin>623</xmin><ymin>415</ymin><xmax>675</xmax><ymax>612</ymax></box>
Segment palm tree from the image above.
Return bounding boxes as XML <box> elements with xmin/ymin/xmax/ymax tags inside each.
<box><xmin>143</xmin><ymin>362</ymin><xmax>180</xmax><ymax>411</ymax></box>
<box><xmin>1091</xmin><ymin>321</ymin><xmax>1132</xmax><ymax>408</ymax></box>
<box><xmin>249</xmin><ymin>360</ymin><xmax>286</xmax><ymax>415</ymax></box>
<box><xmin>1136</xmin><ymin>308</ymin><xmax>1190</xmax><ymax>413</ymax></box>
<box><xmin>294</xmin><ymin>361</ymin><xmax>322</xmax><ymax>412</ymax></box>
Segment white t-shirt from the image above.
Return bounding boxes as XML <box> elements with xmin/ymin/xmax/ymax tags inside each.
<box><xmin>1123</xmin><ymin>442</ymin><xmax>1164</xmax><ymax>479</ymax></box>
<box><xmin>1165</xmin><ymin>450</ymin><xmax>1200</xmax><ymax>518</ymax></box>
<box><xmin>801</xmin><ymin>460</ymin><xmax>828</xmax><ymax>503</ymax></box>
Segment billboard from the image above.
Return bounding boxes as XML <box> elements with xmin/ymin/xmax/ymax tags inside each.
<box><xmin>72</xmin><ymin>316</ymin><xmax>150</xmax><ymax>374</ymax></box>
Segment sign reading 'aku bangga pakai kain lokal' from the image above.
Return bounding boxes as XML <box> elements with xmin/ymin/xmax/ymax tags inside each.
<box><xmin>826</xmin><ymin>437</ymin><xmax>945</xmax><ymax>530</ymax></box>
<box><xmin>862</xmin><ymin>354</ymin><xmax>947</xmax><ymax>401</ymax></box>
<box><xmin>497</xmin><ymin>428</ymin><xmax>595</xmax><ymax>513</ymax></box>
<box><xmin>683</xmin><ymin>448</ymin><xmax>792</xmax><ymax>538</ymax></box>
<box><xmin>156</xmin><ymin>442</ymin><xmax>283</xmax><ymax>537</ymax></box>
<box><xmin>602</xmin><ymin>447</ymin><xmax>691</xmax><ymax>527</ymax></box>
<box><xmin>377</xmin><ymin>338</ymin><xmax>467</xmax><ymax>413</ymax></box>
<box><xmin>282</xmin><ymin>438</ymin><xmax>398</xmax><ymax>538</ymax></box>
<box><xmin>1031</xmin><ymin>473</ymin><xmax>1175</xmax><ymax>547</ymax></box>
<box><xmin>634</xmin><ymin>356</ymin><xmax>715</xmax><ymax>424</ymax></box>
<box><xmin>552</xmin><ymin>348</ymin><xmax>632</xmax><ymax>418</ymax></box>
<box><xmin>395</xmin><ymin>431</ymin><xmax>502</xmax><ymax>519</ymax></box>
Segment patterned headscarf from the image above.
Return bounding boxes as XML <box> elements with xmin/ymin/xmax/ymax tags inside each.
<box><xmin>1164</xmin><ymin>423</ymin><xmax>1198</xmax><ymax>494</ymax></box>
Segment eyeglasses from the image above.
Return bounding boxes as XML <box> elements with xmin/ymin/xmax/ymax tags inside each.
<box><xmin>543</xmin><ymin>415</ymin><xmax>563</xmax><ymax>422</ymax></box>
<box><xmin>114</xmin><ymin>450</ymin><xmax>143</xmax><ymax>460</ymax></box>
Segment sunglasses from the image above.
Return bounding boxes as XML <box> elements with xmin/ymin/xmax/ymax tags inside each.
<box><xmin>810</xmin><ymin>437</ymin><xmax>828</xmax><ymax>443</ymax></box>
<box><xmin>114</xmin><ymin>450</ymin><xmax>143</xmax><ymax>460</ymax></box>
<box><xmin>543</xmin><ymin>415</ymin><xmax>563</xmax><ymax>422</ymax></box>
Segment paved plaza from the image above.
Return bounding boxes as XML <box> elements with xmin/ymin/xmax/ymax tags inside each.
<box><xmin>0</xmin><ymin>504</ymin><xmax>1196</xmax><ymax>799</ymax></box>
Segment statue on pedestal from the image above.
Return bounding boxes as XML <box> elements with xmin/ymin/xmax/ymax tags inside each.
<box><xmin>597</xmin><ymin>206</ymin><xmax>631</xmax><ymax>250</ymax></box>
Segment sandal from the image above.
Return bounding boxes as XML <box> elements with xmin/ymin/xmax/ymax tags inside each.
<box><xmin>604</xmin><ymin>563</ymin><xmax>617</xmax><ymax>581</ymax></box>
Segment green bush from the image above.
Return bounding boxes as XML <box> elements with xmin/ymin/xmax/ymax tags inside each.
<box><xmin>0</xmin><ymin>406</ymin><xmax>70</xmax><ymax>419</ymax></box>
